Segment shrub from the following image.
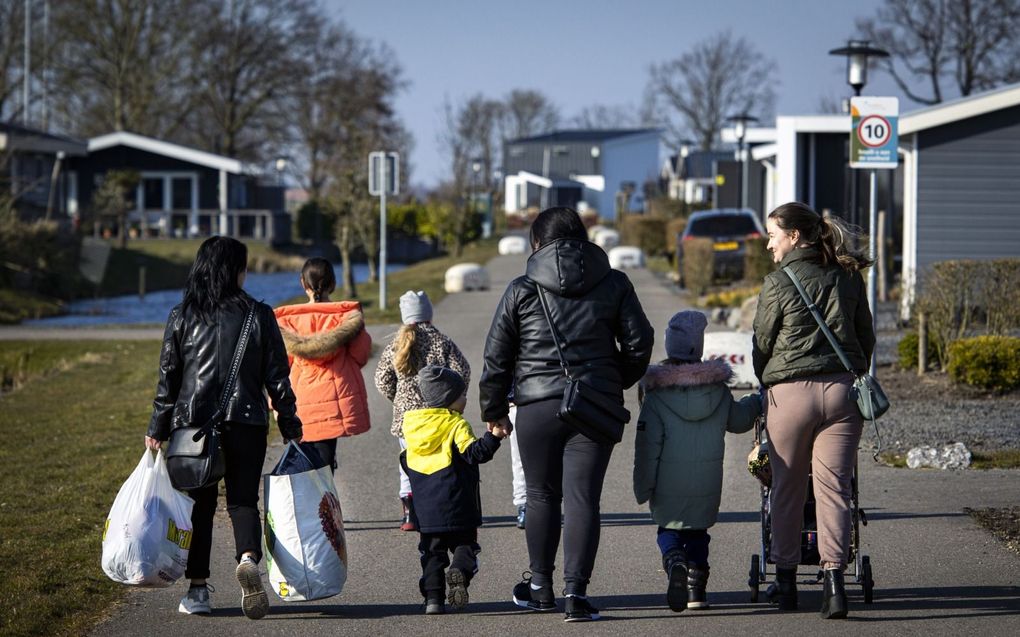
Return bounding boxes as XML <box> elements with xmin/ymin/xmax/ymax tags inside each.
<box><xmin>681</xmin><ymin>237</ymin><xmax>714</xmax><ymax>295</ymax></box>
<box><xmin>743</xmin><ymin>237</ymin><xmax>774</xmax><ymax>283</ymax></box>
<box><xmin>947</xmin><ymin>336</ymin><xmax>1020</xmax><ymax>392</ymax></box>
<box><xmin>897</xmin><ymin>330</ymin><xmax>937</xmax><ymax>370</ymax></box>
<box><xmin>701</xmin><ymin>285</ymin><xmax>761</xmax><ymax>308</ymax></box>
<box><xmin>619</xmin><ymin>215</ymin><xmax>667</xmax><ymax>256</ymax></box>
<box><xmin>0</xmin><ymin>218</ymin><xmax>82</xmax><ymax>297</ymax></box>
<box><xmin>664</xmin><ymin>217</ymin><xmax>687</xmax><ymax>256</ymax></box>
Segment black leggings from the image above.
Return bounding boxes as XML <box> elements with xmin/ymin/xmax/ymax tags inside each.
<box><xmin>516</xmin><ymin>398</ymin><xmax>614</xmax><ymax>597</ymax></box>
<box><xmin>185</xmin><ymin>424</ymin><xmax>268</xmax><ymax>580</ymax></box>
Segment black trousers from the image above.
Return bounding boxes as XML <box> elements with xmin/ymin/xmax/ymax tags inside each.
<box><xmin>418</xmin><ymin>530</ymin><xmax>479</xmax><ymax>598</ymax></box>
<box><xmin>185</xmin><ymin>423</ymin><xmax>268</xmax><ymax>580</ymax></box>
<box><xmin>516</xmin><ymin>398</ymin><xmax>614</xmax><ymax>597</ymax></box>
<box><xmin>307</xmin><ymin>438</ymin><xmax>338</xmax><ymax>474</ymax></box>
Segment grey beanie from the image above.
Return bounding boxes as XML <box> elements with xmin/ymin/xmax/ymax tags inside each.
<box><xmin>417</xmin><ymin>365</ymin><xmax>467</xmax><ymax>408</ymax></box>
<box><xmin>399</xmin><ymin>290</ymin><xmax>433</xmax><ymax>325</ymax></box>
<box><xmin>665</xmin><ymin>310</ymin><xmax>708</xmax><ymax>362</ymax></box>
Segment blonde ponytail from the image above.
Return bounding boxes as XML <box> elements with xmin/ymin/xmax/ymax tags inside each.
<box><xmin>393</xmin><ymin>324</ymin><xmax>419</xmax><ymax>376</ymax></box>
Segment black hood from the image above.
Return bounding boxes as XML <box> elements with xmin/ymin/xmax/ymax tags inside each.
<box><xmin>526</xmin><ymin>238</ymin><xmax>612</xmax><ymax>298</ymax></box>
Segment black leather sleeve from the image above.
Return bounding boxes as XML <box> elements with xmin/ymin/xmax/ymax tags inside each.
<box><xmin>148</xmin><ymin>308</ymin><xmax>183</xmax><ymax>440</ymax></box>
<box><xmin>479</xmin><ymin>282</ymin><xmax>520</xmax><ymax>422</ymax></box>
<box><xmin>614</xmin><ymin>276</ymin><xmax>655</xmax><ymax>389</ymax></box>
<box><xmin>260</xmin><ymin>304</ymin><xmax>302</xmax><ymax>439</ymax></box>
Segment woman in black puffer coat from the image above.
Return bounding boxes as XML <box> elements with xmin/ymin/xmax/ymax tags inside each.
<box><xmin>145</xmin><ymin>236</ymin><xmax>302</xmax><ymax>620</ymax></box>
<box><xmin>480</xmin><ymin>207</ymin><xmax>654</xmax><ymax>622</ymax></box>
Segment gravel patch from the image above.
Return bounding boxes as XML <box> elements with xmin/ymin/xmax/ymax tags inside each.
<box><xmin>966</xmin><ymin>507</ymin><xmax>1020</xmax><ymax>557</ymax></box>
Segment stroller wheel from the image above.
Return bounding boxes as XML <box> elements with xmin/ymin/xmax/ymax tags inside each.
<box><xmin>862</xmin><ymin>555</ymin><xmax>875</xmax><ymax>603</ymax></box>
<box><xmin>748</xmin><ymin>554</ymin><xmax>760</xmax><ymax>602</ymax></box>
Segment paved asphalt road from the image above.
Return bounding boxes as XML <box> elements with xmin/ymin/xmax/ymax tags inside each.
<box><xmin>91</xmin><ymin>253</ymin><xmax>1020</xmax><ymax>636</ymax></box>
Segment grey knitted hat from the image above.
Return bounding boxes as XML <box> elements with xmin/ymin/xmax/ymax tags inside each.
<box><xmin>399</xmin><ymin>290</ymin><xmax>433</xmax><ymax>325</ymax></box>
<box><xmin>665</xmin><ymin>310</ymin><xmax>708</xmax><ymax>362</ymax></box>
<box><xmin>417</xmin><ymin>365</ymin><xmax>466</xmax><ymax>408</ymax></box>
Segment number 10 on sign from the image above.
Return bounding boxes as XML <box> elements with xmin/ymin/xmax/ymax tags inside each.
<box><xmin>850</xmin><ymin>96</ymin><xmax>898</xmax><ymax>169</ymax></box>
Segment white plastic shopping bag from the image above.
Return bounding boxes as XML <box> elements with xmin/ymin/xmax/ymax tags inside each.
<box><xmin>264</xmin><ymin>442</ymin><xmax>348</xmax><ymax>601</ymax></box>
<box><xmin>101</xmin><ymin>450</ymin><xmax>195</xmax><ymax>587</ymax></box>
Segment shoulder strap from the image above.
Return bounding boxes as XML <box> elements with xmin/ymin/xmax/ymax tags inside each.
<box><xmin>215</xmin><ymin>302</ymin><xmax>258</xmax><ymax>419</ymax></box>
<box><xmin>782</xmin><ymin>266</ymin><xmax>854</xmax><ymax>374</ymax></box>
<box><xmin>534</xmin><ymin>284</ymin><xmax>573</xmax><ymax>381</ymax></box>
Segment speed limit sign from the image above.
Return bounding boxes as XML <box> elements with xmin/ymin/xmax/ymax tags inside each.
<box><xmin>851</xmin><ymin>97</ymin><xmax>898</xmax><ymax>169</ymax></box>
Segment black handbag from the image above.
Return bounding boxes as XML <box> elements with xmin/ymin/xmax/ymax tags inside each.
<box><xmin>165</xmin><ymin>303</ymin><xmax>256</xmax><ymax>491</ymax></box>
<box><xmin>535</xmin><ymin>285</ymin><xmax>630</xmax><ymax>445</ymax></box>
<box><xmin>783</xmin><ymin>267</ymin><xmax>891</xmax><ymax>456</ymax></box>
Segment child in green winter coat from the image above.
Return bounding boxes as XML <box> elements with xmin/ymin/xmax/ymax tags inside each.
<box><xmin>634</xmin><ymin>311</ymin><xmax>762</xmax><ymax>613</ymax></box>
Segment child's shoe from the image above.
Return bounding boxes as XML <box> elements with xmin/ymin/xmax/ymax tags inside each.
<box><xmin>512</xmin><ymin>571</ymin><xmax>555</xmax><ymax>611</ymax></box>
<box><xmin>425</xmin><ymin>595</ymin><xmax>445</xmax><ymax>615</ymax></box>
<box><xmin>516</xmin><ymin>504</ymin><xmax>527</xmax><ymax>529</ymax></box>
<box><xmin>687</xmin><ymin>565</ymin><xmax>710</xmax><ymax>610</ymax></box>
<box><xmin>400</xmin><ymin>496</ymin><xmax>417</xmax><ymax>532</ymax></box>
<box><xmin>663</xmin><ymin>549</ymin><xmax>688</xmax><ymax>613</ymax></box>
<box><xmin>564</xmin><ymin>595</ymin><xmax>600</xmax><ymax>622</ymax></box>
<box><xmin>446</xmin><ymin>569</ymin><xmax>469</xmax><ymax>610</ymax></box>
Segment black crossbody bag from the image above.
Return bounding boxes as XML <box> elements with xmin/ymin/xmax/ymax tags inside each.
<box><xmin>535</xmin><ymin>285</ymin><xmax>630</xmax><ymax>445</ymax></box>
<box><xmin>165</xmin><ymin>303</ymin><xmax>256</xmax><ymax>491</ymax></box>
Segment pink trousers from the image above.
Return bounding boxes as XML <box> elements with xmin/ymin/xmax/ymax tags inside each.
<box><xmin>767</xmin><ymin>372</ymin><xmax>862</xmax><ymax>569</ymax></box>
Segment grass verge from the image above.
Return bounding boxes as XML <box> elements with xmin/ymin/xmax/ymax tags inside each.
<box><xmin>965</xmin><ymin>507</ymin><xmax>1020</xmax><ymax>556</ymax></box>
<box><xmin>0</xmin><ymin>289</ymin><xmax>65</xmax><ymax>324</ymax></box>
<box><xmin>0</xmin><ymin>340</ymin><xmax>161</xmax><ymax>637</ymax></box>
<box><xmin>878</xmin><ymin>448</ymin><xmax>1020</xmax><ymax>469</ymax></box>
<box><xmin>279</xmin><ymin>238</ymin><xmax>501</xmax><ymax>325</ymax></box>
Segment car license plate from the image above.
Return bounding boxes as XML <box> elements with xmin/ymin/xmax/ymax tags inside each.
<box><xmin>713</xmin><ymin>241</ymin><xmax>739</xmax><ymax>251</ymax></box>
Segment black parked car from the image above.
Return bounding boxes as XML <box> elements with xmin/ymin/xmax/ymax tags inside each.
<box><xmin>677</xmin><ymin>208</ymin><xmax>765</xmax><ymax>283</ymax></box>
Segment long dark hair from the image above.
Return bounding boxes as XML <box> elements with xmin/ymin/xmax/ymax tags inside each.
<box><xmin>301</xmin><ymin>257</ymin><xmax>336</xmax><ymax>302</ymax></box>
<box><xmin>768</xmin><ymin>202</ymin><xmax>872</xmax><ymax>272</ymax></box>
<box><xmin>530</xmin><ymin>206</ymin><xmax>588</xmax><ymax>248</ymax></box>
<box><xmin>181</xmin><ymin>236</ymin><xmax>249</xmax><ymax>322</ymax></box>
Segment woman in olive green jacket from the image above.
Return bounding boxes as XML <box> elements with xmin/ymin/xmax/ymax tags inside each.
<box><xmin>752</xmin><ymin>201</ymin><xmax>875</xmax><ymax>620</ymax></box>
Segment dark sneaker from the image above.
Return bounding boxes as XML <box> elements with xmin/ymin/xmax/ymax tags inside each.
<box><xmin>447</xmin><ymin>569</ymin><xmax>469</xmax><ymax>610</ymax></box>
<box><xmin>564</xmin><ymin>596</ymin><xmax>600</xmax><ymax>622</ymax></box>
<box><xmin>235</xmin><ymin>556</ymin><xmax>269</xmax><ymax>620</ymax></box>
<box><xmin>666</xmin><ymin>558</ymin><xmax>689</xmax><ymax>613</ymax></box>
<box><xmin>425</xmin><ymin>597</ymin><xmax>445</xmax><ymax>615</ymax></box>
<box><xmin>512</xmin><ymin>571</ymin><xmax>555</xmax><ymax>611</ymax></box>
<box><xmin>516</xmin><ymin>505</ymin><xmax>527</xmax><ymax>529</ymax></box>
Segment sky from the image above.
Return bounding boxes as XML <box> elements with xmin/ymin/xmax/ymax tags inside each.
<box><xmin>326</xmin><ymin>0</ymin><xmax>912</xmax><ymax>188</ymax></box>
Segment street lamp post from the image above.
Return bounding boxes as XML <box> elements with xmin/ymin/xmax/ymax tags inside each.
<box><xmin>829</xmin><ymin>40</ymin><xmax>889</xmax><ymax>229</ymax></box>
<box><xmin>471</xmin><ymin>158</ymin><xmax>483</xmax><ymax>236</ymax></box>
<box><xmin>726</xmin><ymin>113</ymin><xmax>757</xmax><ymax>210</ymax></box>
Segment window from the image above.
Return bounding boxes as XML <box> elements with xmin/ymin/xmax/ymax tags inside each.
<box><xmin>143</xmin><ymin>178</ymin><xmax>164</xmax><ymax>210</ymax></box>
<box><xmin>553</xmin><ymin>145</ymin><xmax>569</xmax><ymax>156</ymax></box>
<box><xmin>172</xmin><ymin>177</ymin><xmax>192</xmax><ymax>209</ymax></box>
<box><xmin>509</xmin><ymin>145</ymin><xmax>524</xmax><ymax>157</ymax></box>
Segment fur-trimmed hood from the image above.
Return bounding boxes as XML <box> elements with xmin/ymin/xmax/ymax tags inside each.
<box><xmin>279</xmin><ymin>309</ymin><xmax>364</xmax><ymax>360</ymax></box>
<box><xmin>640</xmin><ymin>359</ymin><xmax>733</xmax><ymax>423</ymax></box>
<box><xmin>641</xmin><ymin>359</ymin><xmax>733</xmax><ymax>390</ymax></box>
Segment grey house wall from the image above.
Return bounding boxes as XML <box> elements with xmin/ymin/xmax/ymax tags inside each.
<box><xmin>915</xmin><ymin>104</ymin><xmax>1020</xmax><ymax>271</ymax></box>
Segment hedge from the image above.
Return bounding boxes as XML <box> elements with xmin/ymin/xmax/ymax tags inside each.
<box><xmin>946</xmin><ymin>335</ymin><xmax>1020</xmax><ymax>392</ymax></box>
<box><xmin>743</xmin><ymin>237</ymin><xmax>774</xmax><ymax>283</ymax></box>
<box><xmin>681</xmin><ymin>237</ymin><xmax>714</xmax><ymax>295</ymax></box>
<box><xmin>897</xmin><ymin>330</ymin><xmax>938</xmax><ymax>371</ymax></box>
<box><xmin>619</xmin><ymin>216</ymin><xmax>667</xmax><ymax>256</ymax></box>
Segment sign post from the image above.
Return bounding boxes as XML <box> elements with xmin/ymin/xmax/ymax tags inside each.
<box><xmin>369</xmin><ymin>151</ymin><xmax>399</xmax><ymax>310</ymax></box>
<box><xmin>850</xmin><ymin>96</ymin><xmax>898</xmax><ymax>375</ymax></box>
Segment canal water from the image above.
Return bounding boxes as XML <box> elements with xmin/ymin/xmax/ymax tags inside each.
<box><xmin>25</xmin><ymin>264</ymin><xmax>403</xmax><ymax>327</ymax></box>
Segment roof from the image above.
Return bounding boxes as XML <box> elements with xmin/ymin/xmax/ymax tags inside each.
<box><xmin>900</xmin><ymin>82</ymin><xmax>1020</xmax><ymax>135</ymax></box>
<box><xmin>508</xmin><ymin>128</ymin><xmax>661</xmax><ymax>145</ymax></box>
<box><xmin>0</xmin><ymin>121</ymin><xmax>88</xmax><ymax>155</ymax></box>
<box><xmin>88</xmin><ymin>131</ymin><xmax>247</xmax><ymax>174</ymax></box>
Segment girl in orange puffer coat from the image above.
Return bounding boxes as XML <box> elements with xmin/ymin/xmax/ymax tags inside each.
<box><xmin>274</xmin><ymin>259</ymin><xmax>372</xmax><ymax>472</ymax></box>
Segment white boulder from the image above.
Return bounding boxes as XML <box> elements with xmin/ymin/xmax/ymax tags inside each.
<box><xmin>593</xmin><ymin>228</ymin><xmax>620</xmax><ymax>251</ymax></box>
<box><xmin>608</xmin><ymin>246</ymin><xmax>645</xmax><ymax>269</ymax></box>
<box><xmin>444</xmin><ymin>263</ymin><xmax>490</xmax><ymax>293</ymax></box>
<box><xmin>498</xmin><ymin>235</ymin><xmax>528</xmax><ymax>255</ymax></box>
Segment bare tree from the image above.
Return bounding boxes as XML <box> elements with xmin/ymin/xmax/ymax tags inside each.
<box><xmin>48</xmin><ymin>1</ymin><xmax>204</xmax><ymax>138</ymax></box>
<box><xmin>569</xmin><ymin>103</ymin><xmax>640</xmax><ymax>129</ymax></box>
<box><xmin>92</xmin><ymin>169</ymin><xmax>140</xmax><ymax>248</ymax></box>
<box><xmin>499</xmin><ymin>89</ymin><xmax>559</xmax><ymax>140</ymax></box>
<box><xmin>817</xmin><ymin>93</ymin><xmax>846</xmax><ymax>114</ymax></box>
<box><xmin>646</xmin><ymin>31</ymin><xmax>777</xmax><ymax>150</ymax></box>
<box><xmin>857</xmin><ymin>0</ymin><xmax>1020</xmax><ymax>105</ymax></box>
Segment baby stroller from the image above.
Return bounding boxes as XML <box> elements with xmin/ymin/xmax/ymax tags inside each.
<box><xmin>747</xmin><ymin>416</ymin><xmax>875</xmax><ymax>604</ymax></box>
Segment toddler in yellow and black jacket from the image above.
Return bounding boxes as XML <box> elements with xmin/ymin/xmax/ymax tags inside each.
<box><xmin>400</xmin><ymin>365</ymin><xmax>506</xmax><ymax>615</ymax></box>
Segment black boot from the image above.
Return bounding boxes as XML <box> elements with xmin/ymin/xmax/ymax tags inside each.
<box><xmin>687</xmin><ymin>565</ymin><xmax>710</xmax><ymax>610</ymax></box>
<box><xmin>775</xmin><ymin>567</ymin><xmax>798</xmax><ymax>611</ymax></box>
<box><xmin>662</xmin><ymin>550</ymin><xmax>688</xmax><ymax>613</ymax></box>
<box><xmin>819</xmin><ymin>569</ymin><xmax>848</xmax><ymax>619</ymax></box>
<box><xmin>400</xmin><ymin>496</ymin><xmax>417</xmax><ymax>532</ymax></box>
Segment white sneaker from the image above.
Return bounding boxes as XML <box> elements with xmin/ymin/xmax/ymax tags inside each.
<box><xmin>236</xmin><ymin>556</ymin><xmax>269</xmax><ymax>620</ymax></box>
<box><xmin>178</xmin><ymin>584</ymin><xmax>213</xmax><ymax>614</ymax></box>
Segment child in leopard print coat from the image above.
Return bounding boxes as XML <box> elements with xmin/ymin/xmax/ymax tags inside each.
<box><xmin>374</xmin><ymin>290</ymin><xmax>470</xmax><ymax>531</ymax></box>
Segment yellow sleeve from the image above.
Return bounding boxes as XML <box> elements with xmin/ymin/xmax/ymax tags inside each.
<box><xmin>452</xmin><ymin>415</ymin><xmax>479</xmax><ymax>455</ymax></box>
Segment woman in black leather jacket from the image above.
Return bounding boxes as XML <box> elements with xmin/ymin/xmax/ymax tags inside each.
<box><xmin>145</xmin><ymin>236</ymin><xmax>301</xmax><ymax>620</ymax></box>
<box><xmin>480</xmin><ymin>207</ymin><xmax>654</xmax><ymax>621</ymax></box>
